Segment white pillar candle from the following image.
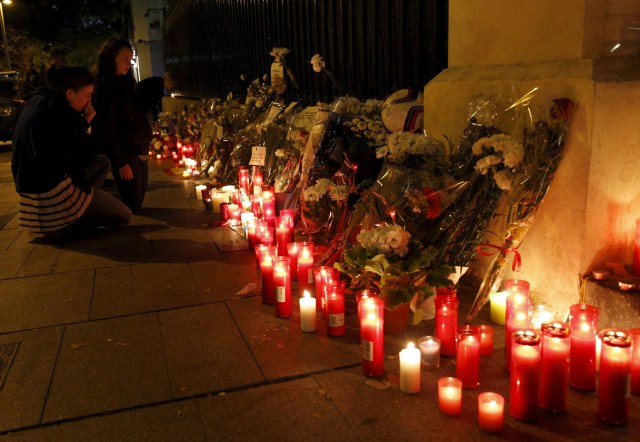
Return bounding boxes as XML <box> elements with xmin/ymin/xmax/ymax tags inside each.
<box><xmin>489</xmin><ymin>291</ymin><xmax>507</xmax><ymax>325</ymax></box>
<box><xmin>299</xmin><ymin>290</ymin><xmax>316</xmax><ymax>332</ymax></box>
<box><xmin>195</xmin><ymin>185</ymin><xmax>207</xmax><ymax>201</ymax></box>
<box><xmin>399</xmin><ymin>342</ymin><xmax>421</xmax><ymax>394</ymax></box>
<box><xmin>211</xmin><ymin>191</ymin><xmax>227</xmax><ymax>214</ymax></box>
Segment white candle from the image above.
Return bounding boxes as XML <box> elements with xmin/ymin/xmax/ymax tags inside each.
<box><xmin>195</xmin><ymin>185</ymin><xmax>207</xmax><ymax>201</ymax></box>
<box><xmin>399</xmin><ymin>342</ymin><xmax>421</xmax><ymax>394</ymax></box>
<box><xmin>211</xmin><ymin>191</ymin><xmax>227</xmax><ymax>214</ymax></box>
<box><xmin>418</xmin><ymin>336</ymin><xmax>440</xmax><ymax>369</ymax></box>
<box><xmin>299</xmin><ymin>290</ymin><xmax>316</xmax><ymax>332</ymax></box>
<box><xmin>531</xmin><ymin>304</ymin><xmax>554</xmax><ymax>329</ymax></box>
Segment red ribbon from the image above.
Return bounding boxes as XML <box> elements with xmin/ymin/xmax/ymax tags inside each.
<box><xmin>477</xmin><ymin>243</ymin><xmax>522</xmax><ymax>272</ymax></box>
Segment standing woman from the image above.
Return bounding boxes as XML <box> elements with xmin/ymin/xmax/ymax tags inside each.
<box><xmin>92</xmin><ymin>38</ymin><xmax>151</xmax><ymax>212</ymax></box>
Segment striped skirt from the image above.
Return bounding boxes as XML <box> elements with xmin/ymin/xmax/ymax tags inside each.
<box><xmin>18</xmin><ymin>177</ymin><xmax>93</xmax><ymax>233</ymax></box>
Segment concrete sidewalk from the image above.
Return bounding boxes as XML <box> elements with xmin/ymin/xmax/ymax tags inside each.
<box><xmin>0</xmin><ymin>150</ymin><xmax>637</xmax><ymax>441</ymax></box>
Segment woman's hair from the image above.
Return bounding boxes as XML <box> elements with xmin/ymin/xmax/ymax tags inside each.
<box><xmin>95</xmin><ymin>37</ymin><xmax>133</xmax><ymax>79</ymax></box>
<box><xmin>49</xmin><ymin>66</ymin><xmax>95</xmax><ymax>92</ymax></box>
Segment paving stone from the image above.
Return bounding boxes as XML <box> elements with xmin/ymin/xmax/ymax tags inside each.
<box><xmin>159</xmin><ymin>303</ymin><xmax>264</xmax><ymax>397</ymax></box>
<box><xmin>0</xmin><ymin>201</ymin><xmax>18</xmax><ymax>215</ymax></box>
<box><xmin>226</xmin><ymin>296</ymin><xmax>361</xmax><ymax>380</ymax></box>
<box><xmin>0</xmin><ymin>271</ymin><xmax>93</xmax><ymax>333</ymax></box>
<box><xmin>0</xmin><ymin>400</ymin><xmax>206</xmax><ymax>442</ymax></box>
<box><xmin>42</xmin><ymin>313</ymin><xmax>172</xmax><ymax>422</ymax></box>
<box><xmin>0</xmin><ymin>228</ymin><xmax>18</xmax><ymax>250</ymax></box>
<box><xmin>0</xmin><ymin>248</ymin><xmax>27</xmax><ymax>279</ymax></box>
<box><xmin>197</xmin><ymin>377</ymin><xmax>356</xmax><ymax>442</ymax></box>
<box><xmin>144</xmin><ymin>227</ymin><xmax>218</xmax><ymax>261</ymax></box>
<box><xmin>7</xmin><ymin>230</ymin><xmax>38</xmax><ymax>250</ymax></box>
<box><xmin>206</xmin><ymin>227</ymin><xmax>249</xmax><ymax>253</ymax></box>
<box><xmin>91</xmin><ymin>262</ymin><xmax>205</xmax><ymax>318</ymax></box>
<box><xmin>15</xmin><ymin>247</ymin><xmax>60</xmax><ymax>277</ymax></box>
<box><xmin>189</xmin><ymin>252</ymin><xmax>258</xmax><ymax>302</ymax></box>
<box><xmin>0</xmin><ymin>328</ymin><xmax>63</xmax><ymax>433</ymax></box>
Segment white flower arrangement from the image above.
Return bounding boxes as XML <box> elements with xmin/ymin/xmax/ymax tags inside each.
<box><xmin>356</xmin><ymin>224</ymin><xmax>411</xmax><ymax>258</ymax></box>
<box><xmin>303</xmin><ymin>178</ymin><xmax>350</xmax><ymax>203</ymax></box>
<box><xmin>345</xmin><ymin>116</ymin><xmax>388</xmax><ymax>147</ymax></box>
<box><xmin>376</xmin><ymin>131</ymin><xmax>445</xmax><ymax>166</ymax></box>
<box><xmin>472</xmin><ymin>133</ymin><xmax>525</xmax><ymax>190</ymax></box>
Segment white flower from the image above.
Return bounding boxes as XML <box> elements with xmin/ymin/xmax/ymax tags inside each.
<box><xmin>310</xmin><ymin>54</ymin><xmax>325</xmax><ymax>73</ymax></box>
<box><xmin>328</xmin><ymin>185</ymin><xmax>350</xmax><ymax>202</ymax></box>
<box><xmin>493</xmin><ymin>169</ymin><xmax>514</xmax><ymax>190</ymax></box>
<box><xmin>270</xmin><ymin>47</ymin><xmax>290</xmax><ymax>61</ymax></box>
<box><xmin>472</xmin><ymin>134</ymin><xmax>524</xmax><ymax>168</ymax></box>
<box><xmin>357</xmin><ymin>225</ymin><xmax>411</xmax><ymax>258</ymax></box>
<box><xmin>240</xmin><ymin>74</ymin><xmax>246</xmax><ymax>81</ymax></box>
<box><xmin>474</xmin><ymin>155</ymin><xmax>503</xmax><ymax>174</ymax></box>
<box><xmin>275</xmin><ymin>149</ymin><xmax>286</xmax><ymax>158</ymax></box>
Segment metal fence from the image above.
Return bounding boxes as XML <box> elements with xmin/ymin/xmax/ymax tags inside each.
<box><xmin>164</xmin><ymin>0</ymin><xmax>448</xmax><ymax>103</ymax></box>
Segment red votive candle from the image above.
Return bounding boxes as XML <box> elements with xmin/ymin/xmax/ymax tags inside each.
<box><xmin>598</xmin><ymin>330</ymin><xmax>632</xmax><ymax>425</ymax></box>
<box><xmin>220</xmin><ymin>203</ymin><xmax>230</xmax><ymax>221</ymax></box>
<box><xmin>251</xmin><ymin>166</ymin><xmax>263</xmax><ymax>195</ymax></box>
<box><xmin>273</xmin><ymin>256</ymin><xmax>292</xmax><ymax>318</ymax></box>
<box><xmin>505</xmin><ymin>291</ymin><xmax>532</xmax><ymax>371</ymax></box>
<box><xmin>251</xmin><ymin>194</ymin><xmax>261</xmax><ymax>218</ymax></box>
<box><xmin>510</xmin><ymin>330</ymin><xmax>541</xmax><ymax>422</ymax></box>
<box><xmin>456</xmin><ymin>325</ymin><xmax>480</xmax><ymax>389</ymax></box>
<box><xmin>262</xmin><ymin>195</ymin><xmax>276</xmax><ymax>220</ymax></box>
<box><xmin>326</xmin><ymin>280</ymin><xmax>346</xmax><ymax>337</ymax></box>
<box><xmin>478</xmin><ymin>392</ymin><xmax>504</xmax><ymax>433</ymax></box>
<box><xmin>569</xmin><ymin>303</ymin><xmax>598</xmax><ymax>390</ymax></box>
<box><xmin>238</xmin><ymin>166</ymin><xmax>250</xmax><ymax>195</ymax></box>
<box><xmin>478</xmin><ymin>325</ymin><xmax>494</xmax><ymax>356</ymax></box>
<box><xmin>356</xmin><ymin>289</ymin><xmax>379</xmax><ymax>319</ymax></box>
<box><xmin>539</xmin><ymin>322</ymin><xmax>570</xmax><ymax>413</ymax></box>
<box><xmin>314</xmin><ymin>265</ymin><xmax>335</xmax><ymax>312</ymax></box>
<box><xmin>630</xmin><ymin>328</ymin><xmax>640</xmax><ymax>395</ymax></box>
<box><xmin>257</xmin><ymin>220</ymin><xmax>274</xmax><ymax>246</ymax></box>
<box><xmin>246</xmin><ymin>219</ymin><xmax>257</xmax><ymax>251</ymax></box>
<box><xmin>632</xmin><ymin>219</ymin><xmax>640</xmax><ymax>277</ymax></box>
<box><xmin>296</xmin><ymin>242</ymin><xmax>314</xmax><ymax>296</ymax></box>
<box><xmin>279</xmin><ymin>209</ymin><xmax>296</xmax><ymax>241</ymax></box>
<box><xmin>275</xmin><ymin>216</ymin><xmax>290</xmax><ymax>257</ymax></box>
<box><xmin>435</xmin><ymin>294</ymin><xmax>459</xmax><ymax>357</ymax></box>
<box><xmin>438</xmin><ymin>377</ymin><xmax>462</xmax><ymax>416</ymax></box>
<box><xmin>258</xmin><ymin>246</ymin><xmax>277</xmax><ymax>305</ymax></box>
<box><xmin>286</xmin><ymin>242</ymin><xmax>299</xmax><ymax>280</ymax></box>
<box><xmin>359</xmin><ymin>297</ymin><xmax>385</xmax><ymax>377</ymax></box>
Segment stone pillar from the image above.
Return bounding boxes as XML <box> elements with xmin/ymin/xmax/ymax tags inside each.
<box><xmin>424</xmin><ymin>0</ymin><xmax>640</xmax><ymax>319</ymax></box>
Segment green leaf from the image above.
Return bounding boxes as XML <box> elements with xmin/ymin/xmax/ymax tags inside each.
<box><xmin>364</xmin><ymin>254</ymin><xmax>388</xmax><ymax>276</ymax></box>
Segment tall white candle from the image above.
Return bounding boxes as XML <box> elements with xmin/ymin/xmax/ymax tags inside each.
<box><xmin>299</xmin><ymin>290</ymin><xmax>316</xmax><ymax>332</ymax></box>
<box><xmin>399</xmin><ymin>342</ymin><xmax>421</xmax><ymax>394</ymax></box>
<box><xmin>195</xmin><ymin>185</ymin><xmax>207</xmax><ymax>201</ymax></box>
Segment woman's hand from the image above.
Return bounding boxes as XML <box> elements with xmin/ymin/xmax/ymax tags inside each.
<box><xmin>119</xmin><ymin>164</ymin><xmax>133</xmax><ymax>180</ymax></box>
<box><xmin>83</xmin><ymin>102</ymin><xmax>96</xmax><ymax>123</ymax></box>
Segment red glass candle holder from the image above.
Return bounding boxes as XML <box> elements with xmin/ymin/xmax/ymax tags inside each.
<box><xmin>510</xmin><ymin>330</ymin><xmax>541</xmax><ymax>422</ymax></box>
<box><xmin>630</xmin><ymin>327</ymin><xmax>640</xmax><ymax>395</ymax></box>
<box><xmin>326</xmin><ymin>280</ymin><xmax>346</xmax><ymax>337</ymax></box>
<box><xmin>632</xmin><ymin>219</ymin><xmax>640</xmax><ymax>277</ymax></box>
<box><xmin>504</xmin><ymin>279</ymin><xmax>530</xmax><ymax>297</ymax></box>
<box><xmin>435</xmin><ymin>294</ymin><xmax>459</xmax><ymax>357</ymax></box>
<box><xmin>251</xmin><ymin>166</ymin><xmax>263</xmax><ymax>195</ymax></box>
<box><xmin>505</xmin><ymin>292</ymin><xmax>532</xmax><ymax>371</ymax></box>
<box><xmin>356</xmin><ymin>289</ymin><xmax>379</xmax><ymax>319</ymax></box>
<box><xmin>314</xmin><ymin>265</ymin><xmax>335</xmax><ymax>313</ymax></box>
<box><xmin>478</xmin><ymin>325</ymin><xmax>494</xmax><ymax>356</ymax></box>
<box><xmin>296</xmin><ymin>242</ymin><xmax>315</xmax><ymax>296</ymax></box>
<box><xmin>275</xmin><ymin>216</ymin><xmax>291</xmax><ymax>257</ymax></box>
<box><xmin>262</xmin><ymin>196</ymin><xmax>276</xmax><ymax>220</ymax></box>
<box><xmin>238</xmin><ymin>166</ymin><xmax>250</xmax><ymax>195</ymax></box>
<box><xmin>257</xmin><ymin>246</ymin><xmax>277</xmax><ymax>305</ymax></box>
<box><xmin>539</xmin><ymin>322</ymin><xmax>570</xmax><ymax>413</ymax></box>
<box><xmin>569</xmin><ymin>303</ymin><xmax>598</xmax><ymax>390</ymax></box>
<box><xmin>478</xmin><ymin>392</ymin><xmax>504</xmax><ymax>433</ymax></box>
<box><xmin>257</xmin><ymin>220</ymin><xmax>274</xmax><ymax>246</ymax></box>
<box><xmin>273</xmin><ymin>256</ymin><xmax>292</xmax><ymax>318</ymax></box>
<box><xmin>279</xmin><ymin>209</ymin><xmax>296</xmax><ymax>241</ymax></box>
<box><xmin>286</xmin><ymin>242</ymin><xmax>299</xmax><ymax>280</ymax></box>
<box><xmin>250</xmin><ymin>194</ymin><xmax>262</xmax><ymax>218</ymax></box>
<box><xmin>359</xmin><ymin>297</ymin><xmax>385</xmax><ymax>377</ymax></box>
<box><xmin>438</xmin><ymin>377</ymin><xmax>462</xmax><ymax>416</ymax></box>
<box><xmin>246</xmin><ymin>219</ymin><xmax>257</xmax><ymax>251</ymax></box>
<box><xmin>598</xmin><ymin>330</ymin><xmax>632</xmax><ymax>425</ymax></box>
<box><xmin>456</xmin><ymin>325</ymin><xmax>480</xmax><ymax>389</ymax></box>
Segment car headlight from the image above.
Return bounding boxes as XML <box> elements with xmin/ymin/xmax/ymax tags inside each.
<box><xmin>0</xmin><ymin>106</ymin><xmax>14</xmax><ymax>117</ymax></box>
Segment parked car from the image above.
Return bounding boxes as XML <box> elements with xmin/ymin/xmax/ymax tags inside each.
<box><xmin>0</xmin><ymin>71</ymin><xmax>23</xmax><ymax>141</ymax></box>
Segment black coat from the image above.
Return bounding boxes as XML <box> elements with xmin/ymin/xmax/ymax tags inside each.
<box><xmin>12</xmin><ymin>88</ymin><xmax>93</xmax><ymax>194</ymax></box>
<box><xmin>92</xmin><ymin>74</ymin><xmax>152</xmax><ymax>169</ymax></box>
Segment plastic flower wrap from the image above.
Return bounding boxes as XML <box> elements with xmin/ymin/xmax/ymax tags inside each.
<box><xmin>334</xmin><ymin>224</ymin><xmax>453</xmax><ymax>316</ymax></box>
<box><xmin>269</xmin><ymin>120</ymin><xmax>309</xmax><ymax>193</ymax></box>
<box><xmin>300</xmin><ymin>175</ymin><xmax>351</xmax><ymax>246</ymax></box>
<box><xmin>466</xmin><ymin>93</ymin><xmax>576</xmax><ymax>322</ymax></box>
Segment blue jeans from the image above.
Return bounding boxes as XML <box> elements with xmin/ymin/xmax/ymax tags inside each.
<box><xmin>111</xmin><ymin>154</ymin><xmax>148</xmax><ymax>212</ymax></box>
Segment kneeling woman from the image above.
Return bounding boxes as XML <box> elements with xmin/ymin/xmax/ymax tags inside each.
<box><xmin>11</xmin><ymin>66</ymin><xmax>132</xmax><ymax>234</ymax></box>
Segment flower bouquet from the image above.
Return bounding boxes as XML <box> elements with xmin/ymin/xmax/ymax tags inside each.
<box><xmin>465</xmin><ymin>95</ymin><xmax>576</xmax><ymax>322</ymax></box>
<box><xmin>300</xmin><ymin>176</ymin><xmax>351</xmax><ymax>246</ymax></box>
<box><xmin>334</xmin><ymin>224</ymin><xmax>453</xmax><ymax>323</ymax></box>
